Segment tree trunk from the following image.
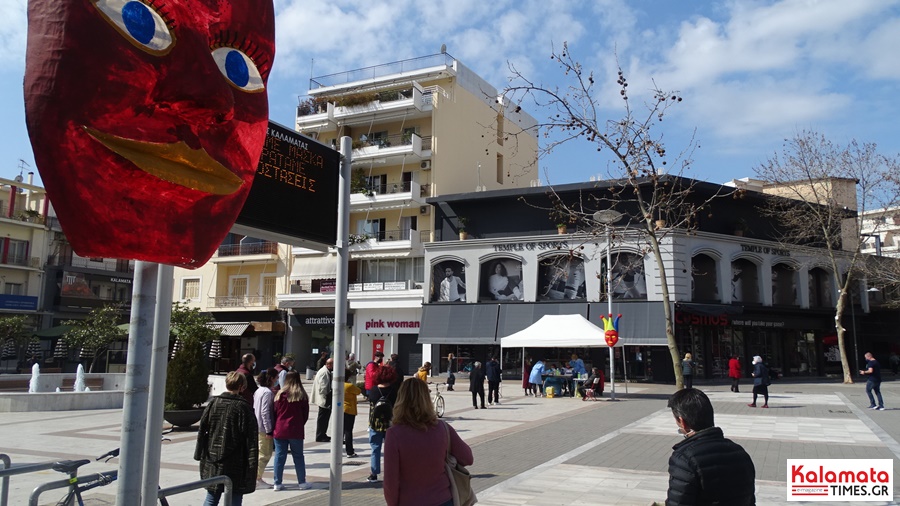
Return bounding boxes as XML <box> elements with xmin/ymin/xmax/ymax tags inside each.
<box><xmin>646</xmin><ymin>229</ymin><xmax>683</xmax><ymax>390</ymax></box>
<box><xmin>834</xmin><ymin>290</ymin><xmax>853</xmax><ymax>384</ymax></box>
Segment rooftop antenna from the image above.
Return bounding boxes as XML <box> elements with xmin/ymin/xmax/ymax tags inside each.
<box><xmin>15</xmin><ymin>159</ymin><xmax>30</xmax><ymax>183</ymax></box>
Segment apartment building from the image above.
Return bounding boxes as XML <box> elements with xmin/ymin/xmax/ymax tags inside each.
<box><xmin>172</xmin><ymin>233</ymin><xmax>291</xmax><ymax>372</ymax></box>
<box><xmin>277</xmin><ymin>52</ymin><xmax>539</xmax><ymax>373</ymax></box>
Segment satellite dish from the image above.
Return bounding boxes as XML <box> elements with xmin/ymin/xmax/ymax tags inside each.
<box><xmin>14</xmin><ymin>174</ymin><xmax>23</xmax><ymax>183</ymax></box>
<box><xmin>440</xmin><ymin>44</ymin><xmax>447</xmax><ymax>53</ymax></box>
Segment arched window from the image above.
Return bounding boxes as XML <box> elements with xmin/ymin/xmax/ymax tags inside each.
<box><xmin>772</xmin><ymin>263</ymin><xmax>798</xmax><ymax>306</ymax></box>
<box><xmin>538</xmin><ymin>255</ymin><xmax>586</xmax><ymax>300</ymax></box>
<box><xmin>730</xmin><ymin>259</ymin><xmax>759</xmax><ymax>304</ymax></box>
<box><xmin>691</xmin><ymin>254</ymin><xmax>718</xmax><ymax>302</ymax></box>
<box><xmin>431</xmin><ymin>260</ymin><xmax>467</xmax><ymax>303</ymax></box>
<box><xmin>602</xmin><ymin>252</ymin><xmax>647</xmax><ymax>300</ymax></box>
<box><xmin>809</xmin><ymin>267</ymin><xmax>833</xmax><ymax>308</ymax></box>
<box><xmin>480</xmin><ymin>258</ymin><xmax>524</xmax><ymax>301</ymax></box>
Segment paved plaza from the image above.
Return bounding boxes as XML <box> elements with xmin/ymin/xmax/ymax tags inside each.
<box><xmin>1</xmin><ymin>378</ymin><xmax>898</xmax><ymax>505</ymax></box>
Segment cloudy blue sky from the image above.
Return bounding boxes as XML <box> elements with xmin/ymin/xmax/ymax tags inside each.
<box><xmin>1</xmin><ymin>0</ymin><xmax>899</xmax><ymax>187</ymax></box>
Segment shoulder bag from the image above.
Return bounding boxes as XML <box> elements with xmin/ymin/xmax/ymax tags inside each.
<box><xmin>444</xmin><ymin>421</ymin><xmax>477</xmax><ymax>506</ymax></box>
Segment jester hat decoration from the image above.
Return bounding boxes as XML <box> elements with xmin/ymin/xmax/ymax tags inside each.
<box><xmin>24</xmin><ymin>0</ymin><xmax>276</xmax><ymax>268</ymax></box>
<box><xmin>600</xmin><ymin>313</ymin><xmax>622</xmax><ymax>347</ymax></box>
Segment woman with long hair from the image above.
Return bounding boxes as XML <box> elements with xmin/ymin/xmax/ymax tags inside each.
<box><xmin>383</xmin><ymin>378</ymin><xmax>473</xmax><ymax>506</ymax></box>
<box><xmin>272</xmin><ymin>371</ymin><xmax>312</xmax><ymax>490</ymax></box>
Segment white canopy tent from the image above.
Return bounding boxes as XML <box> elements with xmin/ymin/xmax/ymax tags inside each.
<box><xmin>499</xmin><ymin>314</ymin><xmax>627</xmax><ymax>392</ymax></box>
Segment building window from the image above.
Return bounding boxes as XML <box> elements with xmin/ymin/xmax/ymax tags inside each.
<box><xmin>262</xmin><ymin>276</ymin><xmax>277</xmax><ymax>304</ymax></box>
<box><xmin>691</xmin><ymin>254</ymin><xmax>719</xmax><ymax>302</ymax></box>
<box><xmin>182</xmin><ymin>278</ymin><xmax>200</xmax><ymax>300</ymax></box>
<box><xmin>772</xmin><ymin>263</ymin><xmax>798</xmax><ymax>306</ymax></box>
<box><xmin>730</xmin><ymin>259</ymin><xmax>760</xmax><ymax>304</ymax></box>
<box><xmin>538</xmin><ymin>255</ymin><xmax>585</xmax><ymax>301</ymax></box>
<box><xmin>809</xmin><ymin>268</ymin><xmax>832</xmax><ymax>308</ymax></box>
<box><xmin>481</xmin><ymin>258</ymin><xmax>524</xmax><ymax>301</ymax></box>
<box><xmin>7</xmin><ymin>239</ymin><xmax>28</xmax><ymax>265</ymax></box>
<box><xmin>4</xmin><ymin>283</ymin><xmax>23</xmax><ymax>295</ymax></box>
<box><xmin>496</xmin><ymin>154</ymin><xmax>504</xmax><ymax>184</ymax></box>
<box><xmin>229</xmin><ymin>276</ymin><xmax>248</xmax><ymax>297</ymax></box>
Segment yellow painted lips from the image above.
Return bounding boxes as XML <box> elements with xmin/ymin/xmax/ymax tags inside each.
<box><xmin>84</xmin><ymin>127</ymin><xmax>243</xmax><ymax>195</ymax></box>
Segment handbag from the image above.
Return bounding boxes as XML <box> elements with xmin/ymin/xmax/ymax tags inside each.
<box><xmin>444</xmin><ymin>421</ymin><xmax>477</xmax><ymax>506</ymax></box>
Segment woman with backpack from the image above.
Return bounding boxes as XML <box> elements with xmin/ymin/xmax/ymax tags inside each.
<box><xmin>272</xmin><ymin>371</ymin><xmax>312</xmax><ymax>490</ymax></box>
<box><xmin>383</xmin><ymin>378</ymin><xmax>473</xmax><ymax>506</ymax></box>
<box><xmin>366</xmin><ymin>365</ymin><xmax>398</xmax><ymax>483</ymax></box>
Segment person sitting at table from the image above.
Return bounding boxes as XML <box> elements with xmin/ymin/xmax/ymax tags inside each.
<box><xmin>579</xmin><ymin>367</ymin><xmax>605</xmax><ymax>400</ymax></box>
<box><xmin>543</xmin><ymin>365</ymin><xmax>567</xmax><ymax>396</ymax></box>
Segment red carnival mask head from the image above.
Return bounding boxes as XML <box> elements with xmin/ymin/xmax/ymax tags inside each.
<box><xmin>25</xmin><ymin>0</ymin><xmax>276</xmax><ymax>267</ymax></box>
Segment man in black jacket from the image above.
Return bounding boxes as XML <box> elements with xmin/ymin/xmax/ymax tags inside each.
<box><xmin>486</xmin><ymin>356</ymin><xmax>502</xmax><ymax>405</ymax></box>
<box><xmin>469</xmin><ymin>361</ymin><xmax>487</xmax><ymax>409</ymax></box>
<box><xmin>666</xmin><ymin>388</ymin><xmax>755</xmax><ymax>505</ymax></box>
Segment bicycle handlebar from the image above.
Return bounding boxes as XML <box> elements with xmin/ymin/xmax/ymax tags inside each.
<box><xmin>97</xmin><ymin>448</ymin><xmax>120</xmax><ymax>462</ymax></box>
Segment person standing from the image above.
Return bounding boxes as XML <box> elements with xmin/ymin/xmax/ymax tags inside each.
<box><xmin>748</xmin><ymin>355</ymin><xmax>769</xmax><ymax>408</ymax></box>
<box><xmin>389</xmin><ymin>353</ymin><xmax>405</xmax><ymax>392</ymax></box>
<box><xmin>522</xmin><ymin>356</ymin><xmax>532</xmax><ymax>396</ymax></box>
<box><xmin>469</xmin><ymin>361</ymin><xmax>487</xmax><ymax>409</ymax></box>
<box><xmin>383</xmin><ymin>378</ymin><xmax>474</xmax><ymax>506</ymax></box>
<box><xmin>568</xmin><ymin>353</ymin><xmax>587</xmax><ymax>376</ymax></box>
<box><xmin>446</xmin><ymin>353</ymin><xmax>456</xmax><ymax>391</ymax></box>
<box><xmin>439</xmin><ymin>267</ymin><xmax>466</xmax><ymax>302</ymax></box>
<box><xmin>273</xmin><ymin>355</ymin><xmax>293</xmax><ymax>390</ymax></box>
<box><xmin>195</xmin><ymin>371</ymin><xmax>259</xmax><ymax>506</ymax></box>
<box><xmin>681</xmin><ymin>353</ymin><xmax>694</xmax><ymax>389</ymax></box>
<box><xmin>235</xmin><ymin>353</ymin><xmax>258</xmax><ymax>406</ymax></box>
<box><xmin>343</xmin><ymin>370</ymin><xmax>361</xmax><ymax>458</ymax></box>
<box><xmin>365</xmin><ymin>351</ymin><xmax>384</xmax><ymax>396</ymax></box>
<box><xmin>529</xmin><ymin>358</ymin><xmax>546</xmax><ymax>397</ymax></box>
<box><xmin>310</xmin><ymin>358</ymin><xmax>333</xmax><ymax>442</ymax></box>
<box><xmin>486</xmin><ymin>356</ymin><xmax>502</xmax><ymax>405</ymax></box>
<box><xmin>316</xmin><ymin>351</ymin><xmax>330</xmax><ymax>371</ymax></box>
<box><xmin>367</xmin><ymin>365</ymin><xmax>399</xmax><ymax>483</ymax></box>
<box><xmin>666</xmin><ymin>388</ymin><xmax>755</xmax><ymax>505</ymax></box>
<box><xmin>272</xmin><ymin>371</ymin><xmax>312</xmax><ymax>491</ymax></box>
<box><xmin>415</xmin><ymin>362</ymin><xmax>431</xmax><ymax>382</ymax></box>
<box><xmin>728</xmin><ymin>355</ymin><xmax>742</xmax><ymax>393</ymax></box>
<box><xmin>252</xmin><ymin>368</ymin><xmax>277</xmax><ymax>487</ymax></box>
<box><xmin>860</xmin><ymin>352</ymin><xmax>885</xmax><ymax>410</ymax></box>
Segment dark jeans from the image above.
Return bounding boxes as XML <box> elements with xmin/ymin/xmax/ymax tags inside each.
<box><xmin>866</xmin><ymin>379</ymin><xmax>884</xmax><ymax>407</ymax></box>
<box><xmin>684</xmin><ymin>374</ymin><xmax>693</xmax><ymax>389</ymax></box>
<box><xmin>316</xmin><ymin>406</ymin><xmax>331</xmax><ymax>440</ymax></box>
<box><xmin>487</xmin><ymin>381</ymin><xmax>500</xmax><ymax>403</ymax></box>
<box><xmin>731</xmin><ymin>377</ymin><xmax>740</xmax><ymax>392</ymax></box>
<box><xmin>204</xmin><ymin>490</ymin><xmax>243</xmax><ymax>506</ymax></box>
<box><xmin>343</xmin><ymin>412</ymin><xmax>356</xmax><ymax>455</ymax></box>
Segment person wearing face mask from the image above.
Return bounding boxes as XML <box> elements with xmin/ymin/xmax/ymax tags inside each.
<box><xmin>665</xmin><ymin>388</ymin><xmax>755</xmax><ymax>505</ymax></box>
<box><xmin>236</xmin><ymin>353</ymin><xmax>259</xmax><ymax>407</ymax></box>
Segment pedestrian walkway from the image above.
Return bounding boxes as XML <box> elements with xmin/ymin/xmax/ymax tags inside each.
<box><xmin>0</xmin><ymin>379</ymin><xmax>897</xmax><ymax>505</ymax></box>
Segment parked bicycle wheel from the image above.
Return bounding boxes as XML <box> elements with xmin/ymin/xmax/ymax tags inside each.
<box><xmin>434</xmin><ymin>395</ymin><xmax>445</xmax><ymax>417</ymax></box>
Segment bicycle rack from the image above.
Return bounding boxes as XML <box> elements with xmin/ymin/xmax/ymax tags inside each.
<box><xmin>159</xmin><ymin>475</ymin><xmax>234</xmax><ymax>504</ymax></box>
<box><xmin>0</xmin><ymin>456</ymin><xmax>59</xmax><ymax>506</ymax></box>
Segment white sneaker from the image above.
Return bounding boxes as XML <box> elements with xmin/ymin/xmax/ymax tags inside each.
<box><xmin>297</xmin><ymin>482</ymin><xmax>312</xmax><ymax>490</ymax></box>
<box><xmin>273</xmin><ymin>484</ymin><xmax>284</xmax><ymax>491</ymax></box>
<box><xmin>876</xmin><ymin>406</ymin><xmax>886</xmax><ymax>411</ymax></box>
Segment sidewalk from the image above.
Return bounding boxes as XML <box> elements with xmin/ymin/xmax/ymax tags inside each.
<box><xmin>0</xmin><ymin>379</ymin><xmax>897</xmax><ymax>505</ymax></box>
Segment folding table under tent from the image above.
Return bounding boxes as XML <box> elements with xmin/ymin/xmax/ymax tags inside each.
<box><xmin>499</xmin><ymin>313</ymin><xmax>627</xmax><ymax>393</ymax></box>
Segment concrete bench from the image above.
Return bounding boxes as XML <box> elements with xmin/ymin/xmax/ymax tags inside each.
<box><xmin>0</xmin><ymin>379</ymin><xmax>30</xmax><ymax>392</ymax></box>
<box><xmin>60</xmin><ymin>377</ymin><xmax>105</xmax><ymax>391</ymax></box>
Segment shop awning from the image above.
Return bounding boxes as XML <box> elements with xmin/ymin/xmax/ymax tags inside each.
<box><xmin>33</xmin><ymin>324</ymin><xmax>75</xmax><ymax>338</ymax></box>
<box><xmin>208</xmin><ymin>322</ymin><xmax>251</xmax><ymax>336</ymax></box>
<box><xmin>290</xmin><ymin>255</ymin><xmax>338</xmax><ymax>279</ymax></box>
<box><xmin>496</xmin><ymin>302</ymin><xmax>589</xmax><ymax>337</ymax></box>
<box><xmin>417</xmin><ymin>304</ymin><xmax>500</xmax><ymax>345</ymax></box>
<box><xmin>587</xmin><ymin>301</ymin><xmax>669</xmax><ymax>346</ymax></box>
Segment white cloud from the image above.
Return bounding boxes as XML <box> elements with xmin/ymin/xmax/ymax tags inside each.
<box><xmin>0</xmin><ymin>0</ymin><xmax>27</xmax><ymax>65</ymax></box>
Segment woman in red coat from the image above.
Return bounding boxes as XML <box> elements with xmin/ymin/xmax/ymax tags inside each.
<box><xmin>728</xmin><ymin>355</ymin><xmax>742</xmax><ymax>393</ymax></box>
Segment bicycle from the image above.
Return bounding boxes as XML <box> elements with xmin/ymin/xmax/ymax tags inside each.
<box><xmin>431</xmin><ymin>381</ymin><xmax>445</xmax><ymax>418</ymax></box>
<box><xmin>33</xmin><ymin>445</ymin><xmax>170</xmax><ymax>506</ymax></box>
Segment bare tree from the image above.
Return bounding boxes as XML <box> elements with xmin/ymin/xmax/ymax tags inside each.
<box><xmin>755</xmin><ymin>131</ymin><xmax>899</xmax><ymax>383</ymax></box>
<box><xmin>502</xmin><ymin>42</ymin><xmax>730</xmax><ymax>389</ymax></box>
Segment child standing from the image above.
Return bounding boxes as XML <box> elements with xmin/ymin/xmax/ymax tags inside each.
<box><xmin>343</xmin><ymin>369</ymin><xmax>361</xmax><ymax>458</ymax></box>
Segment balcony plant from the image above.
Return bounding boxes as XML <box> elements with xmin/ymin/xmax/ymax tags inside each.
<box><xmin>164</xmin><ymin>302</ymin><xmax>218</xmax><ymax>428</ymax></box>
<box><xmin>458</xmin><ymin>216</ymin><xmax>469</xmax><ymax>240</ymax></box>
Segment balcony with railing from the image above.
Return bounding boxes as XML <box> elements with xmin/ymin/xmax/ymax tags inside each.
<box><xmin>309</xmin><ymin>53</ymin><xmax>456</xmax><ymax>90</ymax></box>
<box><xmin>212</xmin><ymin>241</ymin><xmax>279</xmax><ymax>263</ymax></box>
<box><xmin>207</xmin><ymin>295</ymin><xmax>277</xmax><ymax>309</ymax></box>
<box><xmin>350</xmin><ymin>180</ymin><xmax>425</xmax><ymax>210</ymax></box>
<box><xmin>47</xmin><ymin>254</ymin><xmax>134</xmax><ymax>273</ymax></box>
<box><xmin>347</xmin><ymin>228</ymin><xmax>424</xmax><ymax>255</ymax></box>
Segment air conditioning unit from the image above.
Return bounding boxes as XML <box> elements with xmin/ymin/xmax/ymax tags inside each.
<box><xmin>419</xmin><ymin>206</ymin><xmax>430</xmax><ymax>215</ymax></box>
<box><xmin>420</xmin><ymin>160</ymin><xmax>432</xmax><ymax>170</ymax></box>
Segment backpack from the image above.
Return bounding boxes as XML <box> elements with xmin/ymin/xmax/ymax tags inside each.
<box><xmin>369</xmin><ymin>389</ymin><xmax>392</xmax><ymax>432</ymax></box>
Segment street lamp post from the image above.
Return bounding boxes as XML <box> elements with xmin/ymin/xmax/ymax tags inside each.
<box><xmin>593</xmin><ymin>210</ymin><xmax>622</xmax><ymax>401</ymax></box>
